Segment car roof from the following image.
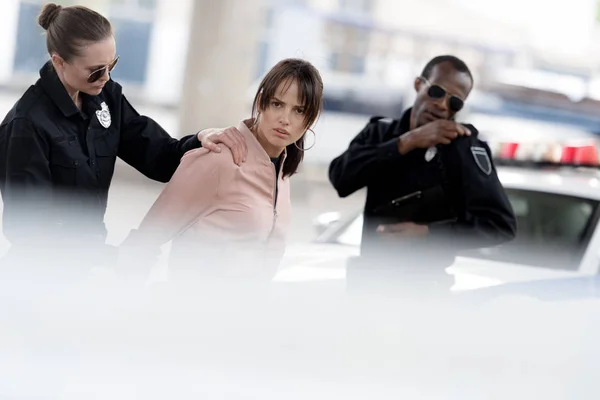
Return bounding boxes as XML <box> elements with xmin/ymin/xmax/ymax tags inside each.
<box><xmin>497</xmin><ymin>166</ymin><xmax>600</xmax><ymax>201</ymax></box>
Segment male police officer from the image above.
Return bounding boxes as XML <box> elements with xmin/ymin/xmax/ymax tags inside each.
<box><xmin>329</xmin><ymin>55</ymin><xmax>517</xmax><ymax>292</ymax></box>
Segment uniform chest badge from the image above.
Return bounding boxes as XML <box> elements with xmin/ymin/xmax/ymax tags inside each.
<box><xmin>425</xmin><ymin>146</ymin><xmax>437</xmax><ymax>162</ymax></box>
<box><xmin>96</xmin><ymin>102</ymin><xmax>111</xmax><ymax>129</ymax></box>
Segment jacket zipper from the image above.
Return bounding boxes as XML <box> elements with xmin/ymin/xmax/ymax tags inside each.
<box><xmin>268</xmin><ymin>163</ymin><xmax>278</xmax><ymax>239</ymax></box>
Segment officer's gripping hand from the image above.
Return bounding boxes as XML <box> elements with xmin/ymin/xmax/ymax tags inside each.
<box><xmin>197</xmin><ymin>126</ymin><xmax>248</xmax><ymax>166</ymax></box>
<box><xmin>399</xmin><ymin>120</ymin><xmax>471</xmax><ymax>154</ymax></box>
<box><xmin>377</xmin><ymin>222</ymin><xmax>430</xmax><ymax>238</ymax></box>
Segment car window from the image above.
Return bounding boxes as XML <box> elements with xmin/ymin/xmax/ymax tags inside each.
<box><xmin>507</xmin><ymin>189</ymin><xmax>595</xmax><ymax>246</ymax></box>
<box><xmin>471</xmin><ymin>189</ymin><xmax>599</xmax><ymax>270</ymax></box>
<box><xmin>326</xmin><ymin>189</ymin><xmax>599</xmax><ymax>271</ymax></box>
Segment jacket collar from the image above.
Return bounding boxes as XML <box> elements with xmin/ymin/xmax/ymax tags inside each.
<box><xmin>237</xmin><ymin>119</ymin><xmax>288</xmax><ymax>170</ymax></box>
<box><xmin>38</xmin><ymin>61</ymin><xmax>81</xmax><ymax>118</ymax></box>
<box><xmin>398</xmin><ymin>108</ymin><xmax>412</xmax><ymax>134</ymax></box>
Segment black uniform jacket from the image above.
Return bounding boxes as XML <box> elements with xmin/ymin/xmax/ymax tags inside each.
<box><xmin>0</xmin><ymin>62</ymin><xmax>202</xmax><ymax>251</ymax></box>
<box><xmin>329</xmin><ymin>108</ymin><xmax>517</xmax><ymax>262</ymax></box>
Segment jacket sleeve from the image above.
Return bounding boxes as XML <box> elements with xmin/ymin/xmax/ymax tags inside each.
<box><xmin>329</xmin><ymin>118</ymin><xmax>409</xmax><ymax>198</ymax></box>
<box><xmin>122</xmin><ymin>148</ymin><xmax>221</xmax><ymax>250</ymax></box>
<box><xmin>1</xmin><ymin>118</ymin><xmax>58</xmax><ymax>245</ymax></box>
<box><xmin>429</xmin><ymin>132</ymin><xmax>517</xmax><ymax>249</ymax></box>
<box><xmin>117</xmin><ymin>94</ymin><xmax>202</xmax><ymax>183</ymax></box>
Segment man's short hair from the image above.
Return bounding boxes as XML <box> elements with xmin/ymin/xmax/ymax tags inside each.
<box><xmin>420</xmin><ymin>55</ymin><xmax>473</xmax><ymax>83</ymax></box>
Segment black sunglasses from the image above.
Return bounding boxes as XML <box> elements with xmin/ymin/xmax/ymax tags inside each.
<box><xmin>420</xmin><ymin>77</ymin><xmax>464</xmax><ymax>112</ymax></box>
<box><xmin>87</xmin><ymin>56</ymin><xmax>119</xmax><ymax>83</ymax></box>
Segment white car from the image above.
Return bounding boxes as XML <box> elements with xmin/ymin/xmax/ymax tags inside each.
<box><xmin>276</xmin><ymin>162</ymin><xmax>600</xmax><ymax>291</ymax></box>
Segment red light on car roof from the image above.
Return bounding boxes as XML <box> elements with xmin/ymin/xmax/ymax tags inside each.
<box><xmin>499</xmin><ymin>142</ymin><xmax>519</xmax><ymax>159</ymax></box>
<box><xmin>573</xmin><ymin>145</ymin><xmax>599</xmax><ymax>166</ymax></box>
<box><xmin>492</xmin><ymin>140</ymin><xmax>600</xmax><ymax>168</ymax></box>
<box><xmin>560</xmin><ymin>145</ymin><xmax>577</xmax><ymax>164</ymax></box>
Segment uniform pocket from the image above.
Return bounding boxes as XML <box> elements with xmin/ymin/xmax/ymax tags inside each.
<box><xmin>95</xmin><ymin>129</ymin><xmax>119</xmax><ymax>157</ymax></box>
<box><xmin>94</xmin><ymin>130</ymin><xmax>120</xmax><ymax>187</ymax></box>
<box><xmin>49</xmin><ymin>150</ymin><xmax>79</xmax><ymax>186</ymax></box>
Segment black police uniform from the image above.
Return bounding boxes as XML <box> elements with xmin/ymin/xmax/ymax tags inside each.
<box><xmin>0</xmin><ymin>62</ymin><xmax>203</xmax><ymax>273</ymax></box>
<box><xmin>329</xmin><ymin>108</ymin><xmax>517</xmax><ymax>290</ymax></box>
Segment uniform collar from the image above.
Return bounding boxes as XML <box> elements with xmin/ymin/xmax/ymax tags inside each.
<box><xmin>82</xmin><ymin>91</ymin><xmax>104</xmax><ymax>114</ymax></box>
<box><xmin>398</xmin><ymin>108</ymin><xmax>412</xmax><ymax>134</ymax></box>
<box><xmin>38</xmin><ymin>61</ymin><xmax>82</xmax><ymax>118</ymax></box>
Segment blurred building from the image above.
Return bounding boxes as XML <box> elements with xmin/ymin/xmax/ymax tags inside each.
<box><xmin>268</xmin><ymin>0</ymin><xmax>597</xmax><ymax>127</ymax></box>
<box><xmin>0</xmin><ymin>0</ymin><xmax>195</xmax><ymax>106</ymax></box>
<box><xmin>1</xmin><ymin>0</ymin><xmax>600</xmax><ymax>129</ymax></box>
<box><xmin>255</xmin><ymin>0</ymin><xmax>527</xmax><ymax>117</ymax></box>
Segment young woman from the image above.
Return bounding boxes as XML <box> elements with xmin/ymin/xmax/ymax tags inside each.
<box><xmin>122</xmin><ymin>58</ymin><xmax>324</xmax><ymax>282</ymax></box>
<box><xmin>0</xmin><ymin>3</ymin><xmax>245</xmax><ymax>276</ymax></box>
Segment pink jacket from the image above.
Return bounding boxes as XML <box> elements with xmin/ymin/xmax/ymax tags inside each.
<box><xmin>126</xmin><ymin>119</ymin><xmax>291</xmax><ymax>279</ymax></box>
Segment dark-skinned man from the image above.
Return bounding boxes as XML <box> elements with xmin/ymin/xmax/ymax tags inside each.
<box><xmin>329</xmin><ymin>55</ymin><xmax>517</xmax><ymax>294</ymax></box>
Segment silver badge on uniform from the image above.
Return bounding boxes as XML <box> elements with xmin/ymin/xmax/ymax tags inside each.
<box><xmin>471</xmin><ymin>146</ymin><xmax>492</xmax><ymax>175</ymax></box>
<box><xmin>424</xmin><ymin>146</ymin><xmax>437</xmax><ymax>162</ymax></box>
<box><xmin>96</xmin><ymin>102</ymin><xmax>111</xmax><ymax>129</ymax></box>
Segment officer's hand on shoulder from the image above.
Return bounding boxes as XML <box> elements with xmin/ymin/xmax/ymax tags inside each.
<box><xmin>400</xmin><ymin>119</ymin><xmax>471</xmax><ymax>154</ymax></box>
<box><xmin>197</xmin><ymin>126</ymin><xmax>248</xmax><ymax>166</ymax></box>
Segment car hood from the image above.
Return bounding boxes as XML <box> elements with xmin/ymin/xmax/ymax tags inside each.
<box><xmin>275</xmin><ymin>242</ymin><xmax>582</xmax><ymax>291</ymax></box>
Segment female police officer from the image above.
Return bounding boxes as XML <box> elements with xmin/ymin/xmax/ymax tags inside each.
<box><xmin>0</xmin><ymin>3</ymin><xmax>246</xmax><ymax>279</ymax></box>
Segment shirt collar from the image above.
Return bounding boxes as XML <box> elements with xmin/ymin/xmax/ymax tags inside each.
<box><xmin>398</xmin><ymin>108</ymin><xmax>412</xmax><ymax>134</ymax></box>
<box><xmin>82</xmin><ymin>92</ymin><xmax>104</xmax><ymax>118</ymax></box>
<box><xmin>38</xmin><ymin>61</ymin><xmax>82</xmax><ymax>118</ymax></box>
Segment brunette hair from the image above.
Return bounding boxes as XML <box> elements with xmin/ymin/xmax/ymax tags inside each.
<box><xmin>38</xmin><ymin>2</ymin><xmax>113</xmax><ymax>62</ymax></box>
<box><xmin>251</xmin><ymin>58</ymin><xmax>323</xmax><ymax>177</ymax></box>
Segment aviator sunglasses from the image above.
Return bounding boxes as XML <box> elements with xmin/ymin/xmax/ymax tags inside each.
<box><xmin>87</xmin><ymin>56</ymin><xmax>120</xmax><ymax>83</ymax></box>
<box><xmin>419</xmin><ymin>77</ymin><xmax>464</xmax><ymax>113</ymax></box>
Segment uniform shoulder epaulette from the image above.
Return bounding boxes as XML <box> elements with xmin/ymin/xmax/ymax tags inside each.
<box><xmin>460</xmin><ymin>122</ymin><xmax>479</xmax><ymax>137</ymax></box>
<box><xmin>369</xmin><ymin>116</ymin><xmax>395</xmax><ymax>129</ymax></box>
<box><xmin>11</xmin><ymin>85</ymin><xmax>40</xmax><ymax>120</ymax></box>
<box><xmin>369</xmin><ymin>115</ymin><xmax>395</xmax><ymax>124</ymax></box>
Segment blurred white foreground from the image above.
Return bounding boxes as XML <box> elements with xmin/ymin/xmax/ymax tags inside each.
<box><xmin>1</xmin><ymin>274</ymin><xmax>599</xmax><ymax>399</ymax></box>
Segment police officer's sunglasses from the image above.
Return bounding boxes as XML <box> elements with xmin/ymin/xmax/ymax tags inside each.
<box><xmin>87</xmin><ymin>56</ymin><xmax>119</xmax><ymax>83</ymax></box>
<box><xmin>419</xmin><ymin>77</ymin><xmax>464</xmax><ymax>113</ymax></box>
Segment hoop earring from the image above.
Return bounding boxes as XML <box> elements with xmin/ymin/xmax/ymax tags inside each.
<box><xmin>294</xmin><ymin>128</ymin><xmax>316</xmax><ymax>151</ymax></box>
